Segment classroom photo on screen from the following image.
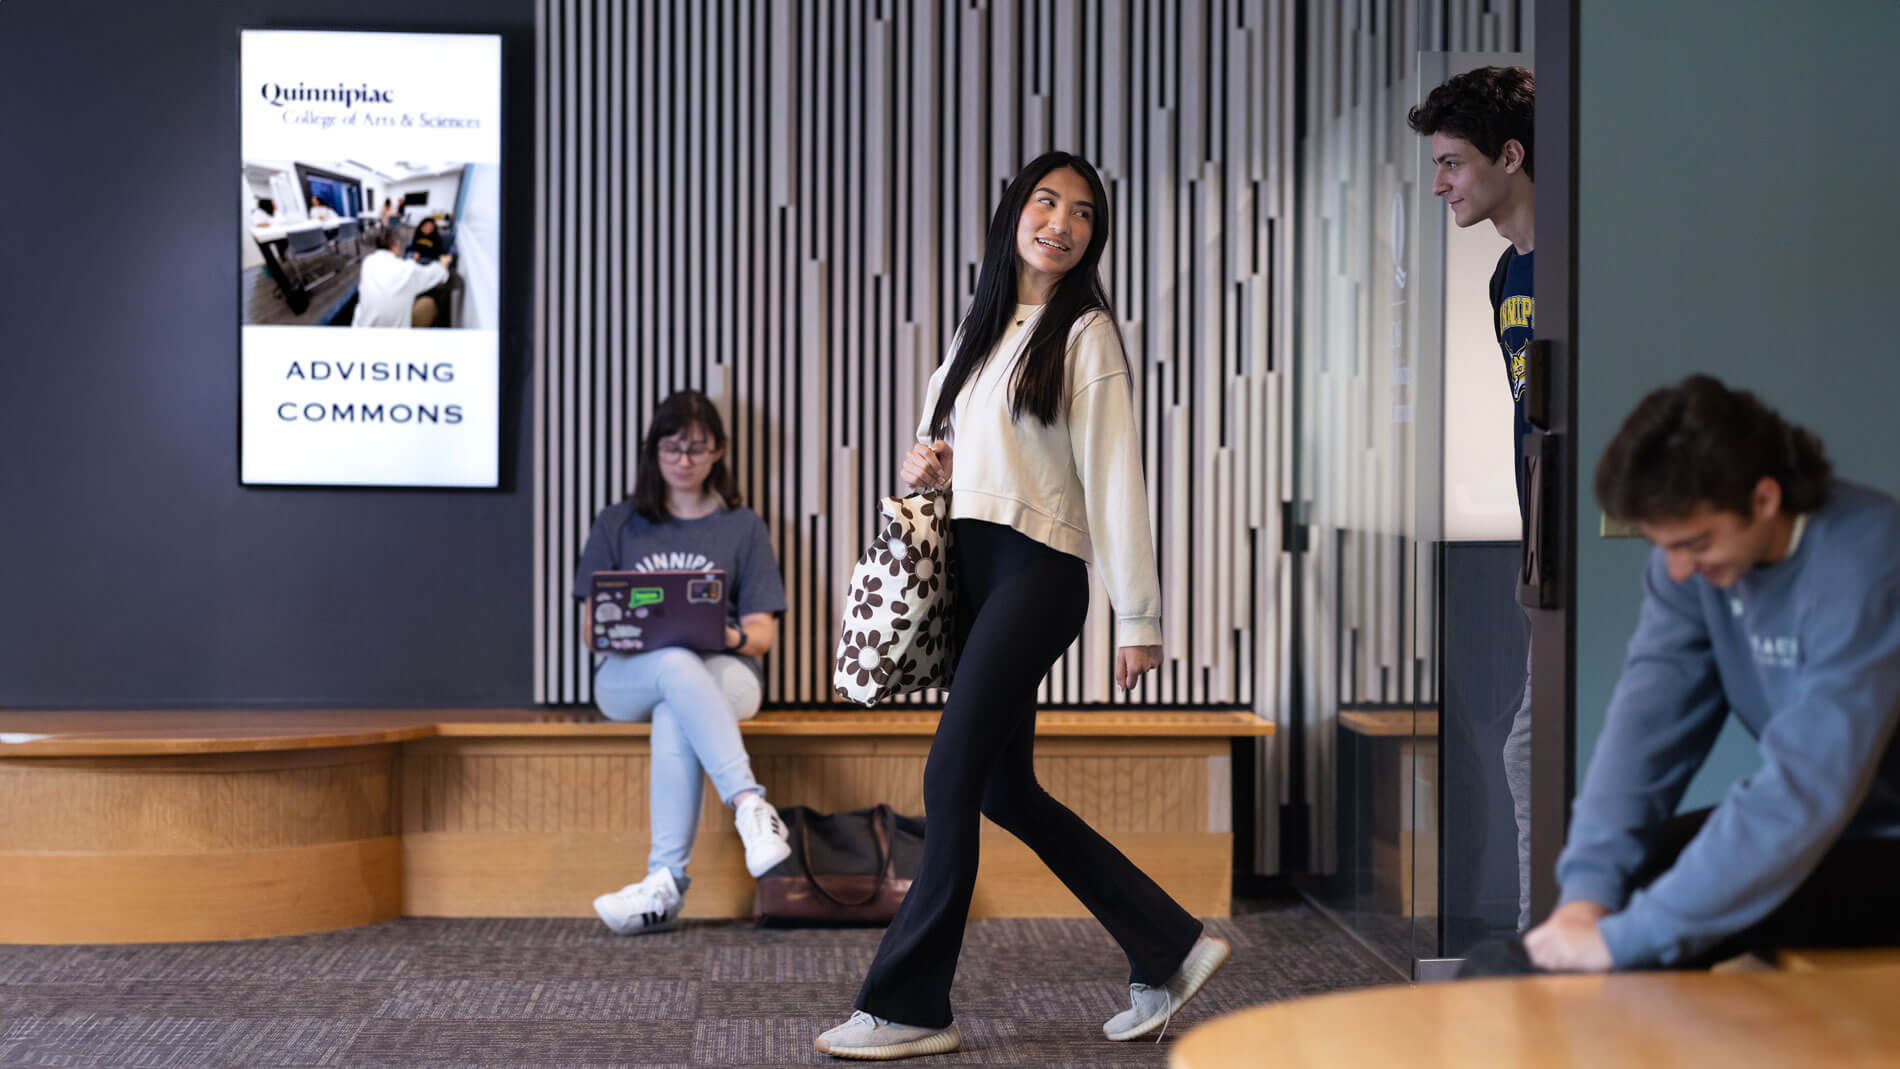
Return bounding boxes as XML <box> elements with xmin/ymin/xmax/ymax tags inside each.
<box><xmin>240</xmin><ymin>160</ymin><xmax>497</xmax><ymax>329</ymax></box>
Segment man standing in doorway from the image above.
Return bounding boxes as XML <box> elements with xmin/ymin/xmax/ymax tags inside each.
<box><xmin>1409</xmin><ymin>65</ymin><xmax>1537</xmax><ymax>931</ymax></box>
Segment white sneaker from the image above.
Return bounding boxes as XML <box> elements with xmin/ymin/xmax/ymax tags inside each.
<box><xmin>734</xmin><ymin>794</ymin><xmax>793</xmax><ymax>877</ymax></box>
<box><xmin>591</xmin><ymin>868</ymin><xmax>683</xmax><ymax>935</ymax></box>
<box><xmin>1103</xmin><ymin>935</ymin><xmax>1231</xmax><ymax>1041</ymax></box>
<box><xmin>814</xmin><ymin>1010</ymin><xmax>961</xmax><ymax>1060</ymax></box>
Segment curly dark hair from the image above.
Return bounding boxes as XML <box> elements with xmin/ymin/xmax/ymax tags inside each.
<box><xmin>1595</xmin><ymin>375</ymin><xmax>1833</xmax><ymax>524</ymax></box>
<box><xmin>1406</xmin><ymin>66</ymin><xmax>1535</xmax><ymax>180</ymax></box>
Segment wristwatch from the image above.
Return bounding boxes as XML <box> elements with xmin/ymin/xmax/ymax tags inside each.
<box><xmin>724</xmin><ymin>630</ymin><xmax>746</xmax><ymax>655</ymax></box>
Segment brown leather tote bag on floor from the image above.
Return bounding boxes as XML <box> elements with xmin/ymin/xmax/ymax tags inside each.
<box><xmin>753</xmin><ymin>804</ymin><xmax>925</xmax><ymax>927</ymax></box>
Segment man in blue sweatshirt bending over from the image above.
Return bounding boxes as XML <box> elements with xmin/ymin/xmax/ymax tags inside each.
<box><xmin>1521</xmin><ymin>375</ymin><xmax>1900</xmax><ymax>972</ymax></box>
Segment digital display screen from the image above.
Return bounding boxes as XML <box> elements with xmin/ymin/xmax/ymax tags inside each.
<box><xmin>239</xmin><ymin>29</ymin><xmax>501</xmax><ymax>487</ymax></box>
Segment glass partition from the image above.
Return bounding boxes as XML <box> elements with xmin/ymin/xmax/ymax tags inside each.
<box><xmin>1294</xmin><ymin>46</ymin><xmax>1527</xmax><ymax>974</ymax></box>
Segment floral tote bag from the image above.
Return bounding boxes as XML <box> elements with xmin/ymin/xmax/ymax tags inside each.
<box><xmin>833</xmin><ymin>492</ymin><xmax>958</xmax><ymax>704</ymax></box>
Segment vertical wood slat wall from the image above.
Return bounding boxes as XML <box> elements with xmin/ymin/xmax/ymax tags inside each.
<box><xmin>533</xmin><ymin>0</ymin><xmax>1301</xmax><ymax>721</ymax></box>
<box><xmin>1293</xmin><ymin>0</ymin><xmax>1528</xmax><ymax>871</ymax></box>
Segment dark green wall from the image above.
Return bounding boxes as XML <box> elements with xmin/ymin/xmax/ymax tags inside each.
<box><xmin>1575</xmin><ymin>0</ymin><xmax>1900</xmax><ymax>802</ymax></box>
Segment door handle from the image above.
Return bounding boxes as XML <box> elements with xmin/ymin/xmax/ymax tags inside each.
<box><xmin>1518</xmin><ymin>429</ymin><xmax>1559</xmax><ymax>610</ymax></box>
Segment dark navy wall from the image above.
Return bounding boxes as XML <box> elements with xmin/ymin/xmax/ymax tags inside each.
<box><xmin>0</xmin><ymin>0</ymin><xmax>536</xmax><ymax>707</ymax></box>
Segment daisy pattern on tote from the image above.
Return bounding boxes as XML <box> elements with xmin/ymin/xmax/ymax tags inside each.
<box><xmin>834</xmin><ymin>491</ymin><xmax>958</xmax><ymax>703</ymax></box>
<box><xmin>912</xmin><ymin>605</ymin><xmax>952</xmax><ymax>659</ymax></box>
<box><xmin>902</xmin><ymin>539</ymin><xmax>943</xmax><ymax>599</ymax></box>
<box><xmin>888</xmin><ymin>652</ymin><xmax>925</xmax><ymax>691</ymax></box>
<box><xmin>836</xmin><ymin>626</ymin><xmax>896</xmax><ymax>690</ymax></box>
<box><xmin>850</xmin><ymin>575</ymin><xmax>887</xmax><ymax>620</ymax></box>
<box><xmin>873</xmin><ymin>526</ymin><xmax>904</xmax><ymax>569</ymax></box>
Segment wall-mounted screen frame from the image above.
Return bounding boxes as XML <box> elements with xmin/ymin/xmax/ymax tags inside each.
<box><xmin>238</xmin><ymin>28</ymin><xmax>502</xmax><ymax>488</ymax></box>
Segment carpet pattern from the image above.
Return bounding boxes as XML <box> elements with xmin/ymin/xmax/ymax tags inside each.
<box><xmin>0</xmin><ymin>897</ymin><xmax>1397</xmax><ymax>1067</ymax></box>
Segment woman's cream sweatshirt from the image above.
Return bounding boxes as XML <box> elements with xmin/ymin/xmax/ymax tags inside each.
<box><xmin>917</xmin><ymin>304</ymin><xmax>1162</xmax><ymax>649</ymax></box>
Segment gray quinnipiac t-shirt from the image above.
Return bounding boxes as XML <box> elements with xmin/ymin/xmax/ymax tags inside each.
<box><xmin>573</xmin><ymin>500</ymin><xmax>788</xmax><ymax>678</ymax></box>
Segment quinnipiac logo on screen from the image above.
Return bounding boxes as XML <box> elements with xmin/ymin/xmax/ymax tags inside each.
<box><xmin>260</xmin><ymin>82</ymin><xmax>395</xmax><ymax>107</ymax></box>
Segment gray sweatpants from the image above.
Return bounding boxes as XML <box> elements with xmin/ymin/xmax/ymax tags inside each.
<box><xmin>1504</xmin><ymin>632</ymin><xmax>1533</xmax><ymax>931</ymax></box>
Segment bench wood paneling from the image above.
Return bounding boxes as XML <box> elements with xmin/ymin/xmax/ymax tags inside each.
<box><xmin>1</xmin><ymin>708</ymin><xmax>1268</xmax><ymax>943</ymax></box>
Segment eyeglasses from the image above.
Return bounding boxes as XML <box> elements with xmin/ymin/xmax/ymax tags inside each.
<box><xmin>658</xmin><ymin>442</ymin><xmax>719</xmax><ymax>460</ymax></box>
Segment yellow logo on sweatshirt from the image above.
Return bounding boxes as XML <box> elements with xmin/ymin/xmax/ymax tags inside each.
<box><xmin>1500</xmin><ymin>295</ymin><xmax>1533</xmax><ymax>403</ymax></box>
<box><xmin>1499</xmin><ymin>295</ymin><xmax>1534</xmax><ymax>333</ymax></box>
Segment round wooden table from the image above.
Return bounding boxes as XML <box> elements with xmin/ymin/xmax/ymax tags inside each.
<box><xmin>1170</xmin><ymin>966</ymin><xmax>1900</xmax><ymax>1068</ymax></box>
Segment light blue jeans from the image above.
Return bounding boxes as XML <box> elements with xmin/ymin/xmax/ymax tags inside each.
<box><xmin>593</xmin><ymin>647</ymin><xmax>764</xmax><ymax>890</ymax></box>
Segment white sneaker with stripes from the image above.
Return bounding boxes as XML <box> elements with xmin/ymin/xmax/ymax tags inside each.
<box><xmin>592</xmin><ymin>868</ymin><xmax>683</xmax><ymax>936</ymax></box>
<box><xmin>734</xmin><ymin>794</ymin><xmax>793</xmax><ymax>877</ymax></box>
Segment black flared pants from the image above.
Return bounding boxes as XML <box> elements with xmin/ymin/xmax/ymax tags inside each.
<box><xmin>855</xmin><ymin>519</ymin><xmax>1203</xmax><ymax>1028</ymax></box>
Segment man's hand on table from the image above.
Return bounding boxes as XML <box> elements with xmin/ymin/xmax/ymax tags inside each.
<box><xmin>1524</xmin><ymin>901</ymin><xmax>1614</xmax><ymax>972</ymax></box>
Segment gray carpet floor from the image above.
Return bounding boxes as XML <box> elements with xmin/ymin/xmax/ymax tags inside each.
<box><xmin>0</xmin><ymin>895</ymin><xmax>1398</xmax><ymax>1067</ymax></box>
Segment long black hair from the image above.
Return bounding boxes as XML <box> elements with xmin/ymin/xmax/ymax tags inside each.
<box><xmin>631</xmin><ymin>389</ymin><xmax>743</xmax><ymax>523</ymax></box>
<box><xmin>927</xmin><ymin>151</ymin><xmax>1117</xmax><ymax>439</ymax></box>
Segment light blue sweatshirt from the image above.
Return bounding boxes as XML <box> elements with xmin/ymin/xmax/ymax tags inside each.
<box><xmin>1558</xmin><ymin>481</ymin><xmax>1900</xmax><ymax>967</ymax></box>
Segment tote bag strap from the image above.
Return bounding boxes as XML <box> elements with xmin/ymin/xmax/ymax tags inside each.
<box><xmin>801</xmin><ymin>807</ymin><xmax>892</xmax><ymax>908</ymax></box>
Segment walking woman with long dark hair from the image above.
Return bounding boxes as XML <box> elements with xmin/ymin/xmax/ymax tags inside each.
<box><xmin>815</xmin><ymin>152</ymin><xmax>1229</xmax><ymax>1060</ymax></box>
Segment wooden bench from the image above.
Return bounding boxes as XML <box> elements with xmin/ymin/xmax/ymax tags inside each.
<box><xmin>1338</xmin><ymin>709</ymin><xmax>1439</xmax><ymax>737</ymax></box>
<box><xmin>1338</xmin><ymin>705</ymin><xmax>1438</xmax><ymax>916</ymax></box>
<box><xmin>0</xmin><ymin>707</ymin><xmax>1271</xmax><ymax>944</ymax></box>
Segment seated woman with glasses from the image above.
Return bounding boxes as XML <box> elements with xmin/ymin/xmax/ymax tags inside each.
<box><xmin>572</xmin><ymin>388</ymin><xmax>793</xmax><ymax>934</ymax></box>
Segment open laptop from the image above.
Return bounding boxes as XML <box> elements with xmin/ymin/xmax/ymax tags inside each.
<box><xmin>589</xmin><ymin>570</ymin><xmax>727</xmax><ymax>653</ymax></box>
